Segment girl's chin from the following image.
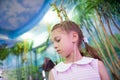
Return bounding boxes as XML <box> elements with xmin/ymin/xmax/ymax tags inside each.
<box><xmin>60</xmin><ymin>55</ymin><xmax>65</xmax><ymax>58</ymax></box>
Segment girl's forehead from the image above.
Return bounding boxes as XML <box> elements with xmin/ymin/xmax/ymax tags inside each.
<box><xmin>51</xmin><ymin>28</ymin><xmax>65</xmax><ymax>35</ymax></box>
<box><xmin>50</xmin><ymin>28</ymin><xmax>67</xmax><ymax>39</ymax></box>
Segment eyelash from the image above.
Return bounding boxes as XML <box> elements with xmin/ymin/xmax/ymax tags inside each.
<box><xmin>56</xmin><ymin>38</ymin><xmax>60</xmax><ymax>42</ymax></box>
<box><xmin>57</xmin><ymin>39</ymin><xmax>60</xmax><ymax>42</ymax></box>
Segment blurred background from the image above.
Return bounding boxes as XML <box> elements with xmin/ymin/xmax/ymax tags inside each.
<box><xmin>0</xmin><ymin>0</ymin><xmax>120</xmax><ymax>80</ymax></box>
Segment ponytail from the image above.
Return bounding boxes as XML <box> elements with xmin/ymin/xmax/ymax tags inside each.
<box><xmin>84</xmin><ymin>42</ymin><xmax>102</xmax><ymax>61</ymax></box>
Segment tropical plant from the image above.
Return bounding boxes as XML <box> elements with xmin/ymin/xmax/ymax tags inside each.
<box><xmin>0</xmin><ymin>44</ymin><xmax>10</xmax><ymax>61</ymax></box>
<box><xmin>10</xmin><ymin>41</ymin><xmax>24</xmax><ymax>80</ymax></box>
<box><xmin>52</xmin><ymin>0</ymin><xmax>120</xmax><ymax>79</ymax></box>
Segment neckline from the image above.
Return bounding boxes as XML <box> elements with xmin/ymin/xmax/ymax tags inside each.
<box><xmin>54</xmin><ymin>57</ymin><xmax>94</xmax><ymax>72</ymax></box>
<box><xmin>63</xmin><ymin>56</ymin><xmax>84</xmax><ymax>64</ymax></box>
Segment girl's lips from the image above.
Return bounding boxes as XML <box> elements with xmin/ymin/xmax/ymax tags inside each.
<box><xmin>57</xmin><ymin>50</ymin><xmax>61</xmax><ymax>53</ymax></box>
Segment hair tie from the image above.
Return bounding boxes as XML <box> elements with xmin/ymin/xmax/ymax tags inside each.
<box><xmin>83</xmin><ymin>37</ymin><xmax>88</xmax><ymax>43</ymax></box>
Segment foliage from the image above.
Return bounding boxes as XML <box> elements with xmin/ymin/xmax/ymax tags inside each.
<box><xmin>109</xmin><ymin>34</ymin><xmax>120</xmax><ymax>54</ymax></box>
<box><xmin>11</xmin><ymin>41</ymin><xmax>24</xmax><ymax>56</ymax></box>
<box><xmin>105</xmin><ymin>0</ymin><xmax>120</xmax><ymax>20</ymax></box>
<box><xmin>53</xmin><ymin>0</ymin><xmax>120</xmax><ymax>79</ymax></box>
<box><xmin>0</xmin><ymin>47</ymin><xmax>9</xmax><ymax>60</ymax></box>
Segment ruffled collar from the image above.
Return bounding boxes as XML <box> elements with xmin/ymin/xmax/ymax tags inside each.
<box><xmin>54</xmin><ymin>57</ymin><xmax>93</xmax><ymax>72</ymax></box>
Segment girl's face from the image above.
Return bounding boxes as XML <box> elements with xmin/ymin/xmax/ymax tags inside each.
<box><xmin>51</xmin><ymin>28</ymin><xmax>74</xmax><ymax>58</ymax></box>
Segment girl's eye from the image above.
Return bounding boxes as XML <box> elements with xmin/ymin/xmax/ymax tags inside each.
<box><xmin>56</xmin><ymin>39</ymin><xmax>60</xmax><ymax>42</ymax></box>
<box><xmin>55</xmin><ymin>37</ymin><xmax>60</xmax><ymax>42</ymax></box>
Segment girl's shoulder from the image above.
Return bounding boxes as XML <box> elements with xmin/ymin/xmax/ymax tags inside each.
<box><xmin>53</xmin><ymin>57</ymin><xmax>98</xmax><ymax>72</ymax></box>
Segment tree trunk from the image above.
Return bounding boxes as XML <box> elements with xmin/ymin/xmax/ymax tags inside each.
<box><xmin>83</xmin><ymin>20</ymin><xmax>114</xmax><ymax>73</ymax></box>
<box><xmin>104</xmin><ymin>14</ymin><xmax>120</xmax><ymax>49</ymax></box>
<box><xmin>95</xmin><ymin>8</ymin><xmax>120</xmax><ymax>79</ymax></box>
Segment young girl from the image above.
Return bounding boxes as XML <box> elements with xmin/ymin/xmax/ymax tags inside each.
<box><xmin>49</xmin><ymin>20</ymin><xmax>110</xmax><ymax>80</ymax></box>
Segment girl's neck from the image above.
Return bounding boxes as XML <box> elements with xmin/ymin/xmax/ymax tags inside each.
<box><xmin>64</xmin><ymin>48</ymin><xmax>83</xmax><ymax>64</ymax></box>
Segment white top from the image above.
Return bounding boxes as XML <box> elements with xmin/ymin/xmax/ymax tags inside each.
<box><xmin>52</xmin><ymin>57</ymin><xmax>101</xmax><ymax>80</ymax></box>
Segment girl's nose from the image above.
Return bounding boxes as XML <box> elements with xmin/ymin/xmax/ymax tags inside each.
<box><xmin>54</xmin><ymin>43</ymin><xmax>58</xmax><ymax>49</ymax></box>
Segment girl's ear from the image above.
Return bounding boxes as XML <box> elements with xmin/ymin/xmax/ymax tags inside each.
<box><xmin>71</xmin><ymin>31</ymin><xmax>78</xmax><ymax>43</ymax></box>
